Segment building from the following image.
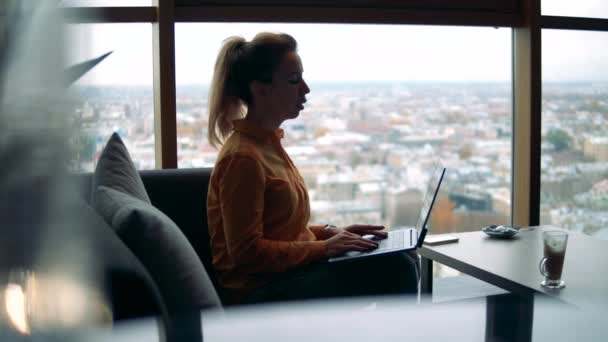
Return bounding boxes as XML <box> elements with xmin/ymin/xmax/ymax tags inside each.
<box><xmin>584</xmin><ymin>135</ymin><xmax>608</xmax><ymax>161</ymax></box>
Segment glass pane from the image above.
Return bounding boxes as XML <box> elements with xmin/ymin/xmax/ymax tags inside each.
<box><xmin>176</xmin><ymin>24</ymin><xmax>512</xmax><ymax>276</ymax></box>
<box><xmin>175</xmin><ymin>0</ymin><xmax>518</xmax><ymax>12</ymax></box>
<box><xmin>542</xmin><ymin>0</ymin><xmax>608</xmax><ymax>19</ymax></box>
<box><xmin>65</xmin><ymin>23</ymin><xmax>155</xmax><ymax>171</ymax></box>
<box><xmin>61</xmin><ymin>0</ymin><xmax>152</xmax><ymax>6</ymax></box>
<box><xmin>541</xmin><ymin>30</ymin><xmax>608</xmax><ymax>239</ymax></box>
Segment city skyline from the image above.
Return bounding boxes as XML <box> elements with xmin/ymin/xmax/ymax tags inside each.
<box><xmin>69</xmin><ymin>80</ymin><xmax>608</xmax><ymax>240</ymax></box>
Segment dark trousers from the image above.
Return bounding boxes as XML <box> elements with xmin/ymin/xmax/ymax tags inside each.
<box><xmin>241</xmin><ymin>251</ymin><xmax>419</xmax><ymax>304</ymax></box>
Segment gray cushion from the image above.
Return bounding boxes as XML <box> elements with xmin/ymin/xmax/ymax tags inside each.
<box><xmin>94</xmin><ymin>185</ymin><xmax>221</xmax><ymax>311</ymax></box>
<box><xmin>91</xmin><ymin>132</ymin><xmax>222</xmax><ymax>311</ymax></box>
<box><xmin>73</xmin><ymin>196</ymin><xmax>168</xmax><ymax>321</ymax></box>
<box><xmin>92</xmin><ymin>132</ymin><xmax>150</xmax><ymax>204</ymax></box>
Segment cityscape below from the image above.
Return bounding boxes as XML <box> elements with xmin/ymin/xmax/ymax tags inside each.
<box><xmin>69</xmin><ymin>81</ymin><xmax>608</xmax><ymax>277</ymax></box>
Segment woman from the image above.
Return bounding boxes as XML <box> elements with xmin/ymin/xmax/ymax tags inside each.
<box><xmin>206</xmin><ymin>32</ymin><xmax>418</xmax><ymax>305</ymax></box>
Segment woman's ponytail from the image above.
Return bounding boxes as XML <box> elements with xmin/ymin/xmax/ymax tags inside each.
<box><xmin>207</xmin><ymin>36</ymin><xmax>246</xmax><ymax>148</ymax></box>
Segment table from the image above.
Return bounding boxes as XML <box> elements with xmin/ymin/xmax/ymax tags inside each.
<box><xmin>418</xmin><ymin>225</ymin><xmax>608</xmax><ymax>341</ymax></box>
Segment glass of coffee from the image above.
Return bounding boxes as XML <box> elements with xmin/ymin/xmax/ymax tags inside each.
<box><xmin>539</xmin><ymin>230</ymin><xmax>568</xmax><ymax>289</ymax></box>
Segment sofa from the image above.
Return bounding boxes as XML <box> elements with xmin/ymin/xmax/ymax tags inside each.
<box><xmin>74</xmin><ymin>166</ymin><xmax>218</xmax><ymax>341</ymax></box>
<box><xmin>68</xmin><ymin>132</ymin><xmax>225</xmax><ymax>338</ymax></box>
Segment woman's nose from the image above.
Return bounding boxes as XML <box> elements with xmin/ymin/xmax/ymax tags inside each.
<box><xmin>301</xmin><ymin>80</ymin><xmax>310</xmax><ymax>94</ymax></box>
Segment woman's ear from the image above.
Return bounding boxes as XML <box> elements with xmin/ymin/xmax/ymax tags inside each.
<box><xmin>249</xmin><ymin>80</ymin><xmax>267</xmax><ymax>100</ymax></box>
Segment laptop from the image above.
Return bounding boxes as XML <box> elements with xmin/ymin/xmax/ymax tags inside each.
<box><xmin>328</xmin><ymin>160</ymin><xmax>446</xmax><ymax>262</ymax></box>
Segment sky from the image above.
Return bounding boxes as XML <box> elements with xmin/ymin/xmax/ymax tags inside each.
<box><xmin>64</xmin><ymin>1</ymin><xmax>608</xmax><ymax>85</ymax></box>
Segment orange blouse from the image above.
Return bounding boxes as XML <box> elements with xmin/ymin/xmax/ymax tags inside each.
<box><xmin>207</xmin><ymin>119</ymin><xmax>327</xmax><ymax>300</ymax></box>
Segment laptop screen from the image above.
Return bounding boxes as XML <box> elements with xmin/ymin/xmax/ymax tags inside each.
<box><xmin>415</xmin><ymin>160</ymin><xmax>446</xmax><ymax>246</ymax></box>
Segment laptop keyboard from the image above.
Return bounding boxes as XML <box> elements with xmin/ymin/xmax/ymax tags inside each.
<box><xmin>328</xmin><ymin>228</ymin><xmax>416</xmax><ymax>262</ymax></box>
<box><xmin>386</xmin><ymin>230</ymin><xmax>406</xmax><ymax>249</ymax></box>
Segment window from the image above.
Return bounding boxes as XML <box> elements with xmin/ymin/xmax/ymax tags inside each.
<box><xmin>542</xmin><ymin>0</ymin><xmax>608</xmax><ymax>19</ymax></box>
<box><xmin>175</xmin><ymin>24</ymin><xmax>512</xmax><ymax>249</ymax></box>
<box><xmin>541</xmin><ymin>30</ymin><xmax>608</xmax><ymax>239</ymax></box>
<box><xmin>65</xmin><ymin>23</ymin><xmax>155</xmax><ymax>171</ymax></box>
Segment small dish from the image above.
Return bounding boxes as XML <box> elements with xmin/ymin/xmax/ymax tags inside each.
<box><xmin>481</xmin><ymin>225</ymin><xmax>520</xmax><ymax>239</ymax></box>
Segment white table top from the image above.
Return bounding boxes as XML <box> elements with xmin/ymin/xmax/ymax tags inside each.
<box><xmin>419</xmin><ymin>225</ymin><xmax>608</xmax><ymax>308</ymax></box>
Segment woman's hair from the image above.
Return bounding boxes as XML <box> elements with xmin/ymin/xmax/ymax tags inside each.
<box><xmin>207</xmin><ymin>32</ymin><xmax>298</xmax><ymax>147</ymax></box>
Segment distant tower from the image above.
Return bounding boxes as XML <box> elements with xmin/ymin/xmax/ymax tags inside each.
<box><xmin>124</xmin><ymin>103</ymin><xmax>132</xmax><ymax>118</ymax></box>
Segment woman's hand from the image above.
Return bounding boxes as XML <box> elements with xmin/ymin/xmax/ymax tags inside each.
<box><xmin>344</xmin><ymin>224</ymin><xmax>387</xmax><ymax>239</ymax></box>
<box><xmin>323</xmin><ymin>230</ymin><xmax>380</xmax><ymax>257</ymax></box>
<box><xmin>320</xmin><ymin>224</ymin><xmax>387</xmax><ymax>240</ymax></box>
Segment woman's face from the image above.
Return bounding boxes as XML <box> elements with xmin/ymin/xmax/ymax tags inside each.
<box><xmin>265</xmin><ymin>51</ymin><xmax>310</xmax><ymax>122</ymax></box>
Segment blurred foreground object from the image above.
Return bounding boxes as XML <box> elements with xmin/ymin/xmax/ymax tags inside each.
<box><xmin>84</xmin><ymin>294</ymin><xmax>608</xmax><ymax>342</ymax></box>
<box><xmin>0</xmin><ymin>1</ymin><xmax>113</xmax><ymax>337</ymax></box>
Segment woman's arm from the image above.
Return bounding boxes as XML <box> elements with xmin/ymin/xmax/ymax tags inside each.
<box><xmin>308</xmin><ymin>224</ymin><xmax>327</xmax><ymax>240</ymax></box>
<box><xmin>218</xmin><ymin>154</ymin><xmax>326</xmax><ymax>274</ymax></box>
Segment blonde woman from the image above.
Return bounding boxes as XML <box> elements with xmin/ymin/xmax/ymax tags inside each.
<box><xmin>206</xmin><ymin>32</ymin><xmax>418</xmax><ymax>305</ymax></box>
